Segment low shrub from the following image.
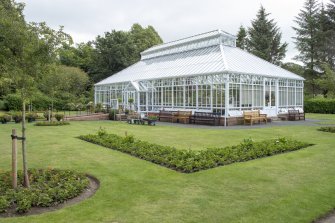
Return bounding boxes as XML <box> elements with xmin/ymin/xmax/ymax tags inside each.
<box><xmin>0</xmin><ymin>114</ymin><xmax>11</xmax><ymax>124</ymax></box>
<box><xmin>26</xmin><ymin>113</ymin><xmax>38</xmax><ymax>122</ymax></box>
<box><xmin>0</xmin><ymin>169</ymin><xmax>89</xmax><ymax>213</ymax></box>
<box><xmin>79</xmin><ymin>132</ymin><xmax>311</xmax><ymax>173</ymax></box>
<box><xmin>11</xmin><ymin>112</ymin><xmax>22</xmax><ymax>123</ymax></box>
<box><xmin>108</xmin><ymin>109</ymin><xmax>119</xmax><ymax>120</ymax></box>
<box><xmin>304</xmin><ymin>98</ymin><xmax>335</xmax><ymax>114</ymax></box>
<box><xmin>318</xmin><ymin>127</ymin><xmax>335</xmax><ymax>133</ymax></box>
<box><xmin>54</xmin><ymin>113</ymin><xmax>64</xmax><ymax>121</ymax></box>
<box><xmin>35</xmin><ymin>121</ymin><xmax>70</xmax><ymax>126</ymax></box>
<box><xmin>43</xmin><ymin>111</ymin><xmax>53</xmax><ymax>121</ymax></box>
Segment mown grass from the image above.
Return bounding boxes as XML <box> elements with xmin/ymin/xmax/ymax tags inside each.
<box><xmin>0</xmin><ymin>114</ymin><xmax>334</xmax><ymax>222</ymax></box>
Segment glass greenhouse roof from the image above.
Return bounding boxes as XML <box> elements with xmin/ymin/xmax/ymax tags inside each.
<box><xmin>96</xmin><ymin>29</ymin><xmax>304</xmax><ymax>86</ymax></box>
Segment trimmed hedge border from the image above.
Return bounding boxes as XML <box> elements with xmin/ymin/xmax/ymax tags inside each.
<box><xmin>318</xmin><ymin>127</ymin><xmax>335</xmax><ymax>133</ymax></box>
<box><xmin>79</xmin><ymin>130</ymin><xmax>312</xmax><ymax>173</ymax></box>
<box><xmin>35</xmin><ymin>121</ymin><xmax>70</xmax><ymax>126</ymax></box>
<box><xmin>304</xmin><ymin>98</ymin><xmax>335</xmax><ymax>114</ymax></box>
<box><xmin>0</xmin><ymin>169</ymin><xmax>89</xmax><ymax>214</ymax></box>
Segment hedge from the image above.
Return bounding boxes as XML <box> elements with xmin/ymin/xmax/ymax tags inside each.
<box><xmin>79</xmin><ymin>130</ymin><xmax>311</xmax><ymax>173</ymax></box>
<box><xmin>35</xmin><ymin>121</ymin><xmax>70</xmax><ymax>126</ymax></box>
<box><xmin>304</xmin><ymin>98</ymin><xmax>335</xmax><ymax>114</ymax></box>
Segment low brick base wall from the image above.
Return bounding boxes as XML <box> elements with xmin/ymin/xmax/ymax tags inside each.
<box><xmin>64</xmin><ymin>113</ymin><xmax>109</xmax><ymax>121</ymax></box>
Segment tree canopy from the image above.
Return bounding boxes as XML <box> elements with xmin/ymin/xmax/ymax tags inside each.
<box><xmin>247</xmin><ymin>6</ymin><xmax>287</xmax><ymax>65</ymax></box>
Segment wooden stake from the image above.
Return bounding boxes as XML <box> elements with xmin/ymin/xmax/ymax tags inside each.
<box><xmin>125</xmin><ymin>131</ymin><xmax>128</xmax><ymax>137</ymax></box>
<box><xmin>11</xmin><ymin>129</ymin><xmax>17</xmax><ymax>189</ymax></box>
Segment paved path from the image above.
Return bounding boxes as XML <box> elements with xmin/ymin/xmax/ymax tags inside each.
<box><xmin>156</xmin><ymin>118</ymin><xmax>328</xmax><ymax>129</ymax></box>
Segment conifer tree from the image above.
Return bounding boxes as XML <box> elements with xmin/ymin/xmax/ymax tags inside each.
<box><xmin>247</xmin><ymin>6</ymin><xmax>287</xmax><ymax>65</ymax></box>
<box><xmin>293</xmin><ymin>0</ymin><xmax>321</xmax><ymax>95</ymax></box>
<box><xmin>236</xmin><ymin>25</ymin><xmax>247</xmax><ymax>50</ymax></box>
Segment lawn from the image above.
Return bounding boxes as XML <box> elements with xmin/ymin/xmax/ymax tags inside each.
<box><xmin>0</xmin><ymin>114</ymin><xmax>335</xmax><ymax>222</ymax></box>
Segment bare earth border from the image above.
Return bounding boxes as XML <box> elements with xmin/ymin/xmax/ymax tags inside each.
<box><xmin>0</xmin><ymin>174</ymin><xmax>100</xmax><ymax>218</ymax></box>
<box><xmin>314</xmin><ymin>209</ymin><xmax>335</xmax><ymax>223</ymax></box>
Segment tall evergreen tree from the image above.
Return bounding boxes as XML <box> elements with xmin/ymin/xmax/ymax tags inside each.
<box><xmin>293</xmin><ymin>0</ymin><xmax>321</xmax><ymax>95</ymax></box>
<box><xmin>236</xmin><ymin>25</ymin><xmax>247</xmax><ymax>50</ymax></box>
<box><xmin>247</xmin><ymin>6</ymin><xmax>287</xmax><ymax>65</ymax></box>
<box><xmin>293</xmin><ymin>0</ymin><xmax>320</xmax><ymax>71</ymax></box>
<box><xmin>326</xmin><ymin>0</ymin><xmax>335</xmax><ymax>68</ymax></box>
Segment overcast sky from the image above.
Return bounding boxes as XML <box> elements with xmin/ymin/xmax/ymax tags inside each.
<box><xmin>20</xmin><ymin>0</ymin><xmax>331</xmax><ymax>63</ymax></box>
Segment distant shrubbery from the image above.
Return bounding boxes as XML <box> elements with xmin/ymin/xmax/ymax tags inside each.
<box><xmin>318</xmin><ymin>127</ymin><xmax>335</xmax><ymax>133</ymax></box>
<box><xmin>35</xmin><ymin>121</ymin><xmax>70</xmax><ymax>126</ymax></box>
<box><xmin>79</xmin><ymin>130</ymin><xmax>311</xmax><ymax>173</ymax></box>
<box><xmin>304</xmin><ymin>98</ymin><xmax>335</xmax><ymax>114</ymax></box>
<box><xmin>0</xmin><ymin>169</ymin><xmax>89</xmax><ymax>213</ymax></box>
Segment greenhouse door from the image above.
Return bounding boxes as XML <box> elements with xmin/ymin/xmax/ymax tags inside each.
<box><xmin>264</xmin><ymin>80</ymin><xmax>277</xmax><ymax>116</ymax></box>
<box><xmin>110</xmin><ymin>99</ymin><xmax>118</xmax><ymax>109</ymax></box>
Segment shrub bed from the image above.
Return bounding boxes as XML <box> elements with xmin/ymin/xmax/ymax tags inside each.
<box><xmin>79</xmin><ymin>129</ymin><xmax>311</xmax><ymax>173</ymax></box>
<box><xmin>0</xmin><ymin>169</ymin><xmax>89</xmax><ymax>213</ymax></box>
<box><xmin>304</xmin><ymin>98</ymin><xmax>335</xmax><ymax>114</ymax></box>
<box><xmin>35</xmin><ymin>121</ymin><xmax>70</xmax><ymax>126</ymax></box>
<box><xmin>318</xmin><ymin>127</ymin><xmax>335</xmax><ymax>133</ymax></box>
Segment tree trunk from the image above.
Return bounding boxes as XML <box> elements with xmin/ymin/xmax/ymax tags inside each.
<box><xmin>22</xmin><ymin>100</ymin><xmax>30</xmax><ymax>188</ymax></box>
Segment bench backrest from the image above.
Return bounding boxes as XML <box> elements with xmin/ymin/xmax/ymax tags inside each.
<box><xmin>288</xmin><ymin>110</ymin><xmax>299</xmax><ymax>114</ymax></box>
<box><xmin>194</xmin><ymin>112</ymin><xmax>220</xmax><ymax>118</ymax></box>
<box><xmin>159</xmin><ymin>110</ymin><xmax>175</xmax><ymax>116</ymax></box>
<box><xmin>243</xmin><ymin>110</ymin><xmax>260</xmax><ymax>117</ymax></box>
<box><xmin>177</xmin><ymin>111</ymin><xmax>192</xmax><ymax>117</ymax></box>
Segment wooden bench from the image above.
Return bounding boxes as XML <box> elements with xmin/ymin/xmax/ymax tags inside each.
<box><xmin>243</xmin><ymin>110</ymin><xmax>267</xmax><ymax>125</ymax></box>
<box><xmin>288</xmin><ymin>109</ymin><xmax>305</xmax><ymax>121</ymax></box>
<box><xmin>172</xmin><ymin>111</ymin><xmax>192</xmax><ymax>124</ymax></box>
<box><xmin>158</xmin><ymin>110</ymin><xmax>176</xmax><ymax>122</ymax></box>
<box><xmin>189</xmin><ymin>112</ymin><xmax>220</xmax><ymax>126</ymax></box>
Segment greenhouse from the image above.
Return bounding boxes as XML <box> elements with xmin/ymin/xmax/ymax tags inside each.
<box><xmin>94</xmin><ymin>29</ymin><xmax>304</xmax><ymax>122</ymax></box>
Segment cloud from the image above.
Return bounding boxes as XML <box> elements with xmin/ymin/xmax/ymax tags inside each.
<box><xmin>20</xmin><ymin>0</ymin><xmax>331</xmax><ymax>63</ymax></box>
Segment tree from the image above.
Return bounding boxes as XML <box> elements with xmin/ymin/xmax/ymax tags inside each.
<box><xmin>247</xmin><ymin>6</ymin><xmax>287</xmax><ymax>65</ymax></box>
<box><xmin>236</xmin><ymin>25</ymin><xmax>247</xmax><ymax>50</ymax></box>
<box><xmin>293</xmin><ymin>0</ymin><xmax>321</xmax><ymax>95</ymax></box>
<box><xmin>59</xmin><ymin>24</ymin><xmax>163</xmax><ymax>83</ymax></box>
<box><xmin>0</xmin><ymin>0</ymin><xmax>71</xmax><ymax>187</ymax></box>
<box><xmin>325</xmin><ymin>0</ymin><xmax>335</xmax><ymax>68</ymax></box>
<box><xmin>316</xmin><ymin>63</ymin><xmax>335</xmax><ymax>97</ymax></box>
<box><xmin>130</xmin><ymin>23</ymin><xmax>163</xmax><ymax>60</ymax></box>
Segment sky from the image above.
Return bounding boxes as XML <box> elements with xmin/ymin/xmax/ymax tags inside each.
<box><xmin>20</xmin><ymin>0</ymin><xmax>331</xmax><ymax>63</ymax></box>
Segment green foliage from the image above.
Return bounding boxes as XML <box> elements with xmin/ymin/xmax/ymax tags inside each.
<box><xmin>236</xmin><ymin>25</ymin><xmax>247</xmax><ymax>50</ymax></box>
<box><xmin>43</xmin><ymin>111</ymin><xmax>53</xmax><ymax>120</ymax></box>
<box><xmin>0</xmin><ymin>100</ymin><xmax>5</xmax><ymax>110</ymax></box>
<box><xmin>0</xmin><ymin>169</ymin><xmax>89</xmax><ymax>213</ymax></box>
<box><xmin>304</xmin><ymin>98</ymin><xmax>335</xmax><ymax>113</ymax></box>
<box><xmin>35</xmin><ymin>121</ymin><xmax>70</xmax><ymax>126</ymax></box>
<box><xmin>108</xmin><ymin>109</ymin><xmax>118</xmax><ymax>120</ymax></box>
<box><xmin>11</xmin><ymin>112</ymin><xmax>22</xmax><ymax>123</ymax></box>
<box><xmin>26</xmin><ymin>113</ymin><xmax>38</xmax><ymax>122</ymax></box>
<box><xmin>79</xmin><ymin>132</ymin><xmax>310</xmax><ymax>173</ymax></box>
<box><xmin>318</xmin><ymin>126</ymin><xmax>335</xmax><ymax>133</ymax></box>
<box><xmin>0</xmin><ymin>114</ymin><xmax>11</xmax><ymax>123</ymax></box>
<box><xmin>4</xmin><ymin>94</ymin><xmax>22</xmax><ymax>110</ymax></box>
<box><xmin>55</xmin><ymin>113</ymin><xmax>64</xmax><ymax>121</ymax></box>
<box><xmin>0</xmin><ymin>196</ymin><xmax>10</xmax><ymax>213</ymax></box>
<box><xmin>315</xmin><ymin>63</ymin><xmax>335</xmax><ymax>97</ymax></box>
<box><xmin>247</xmin><ymin>6</ymin><xmax>287</xmax><ymax>65</ymax></box>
